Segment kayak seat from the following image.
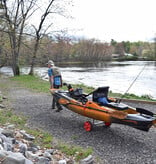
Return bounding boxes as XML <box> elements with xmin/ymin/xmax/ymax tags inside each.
<box><xmin>69</xmin><ymin>88</ymin><xmax>83</xmax><ymax>98</ymax></box>
<box><xmin>93</xmin><ymin>86</ymin><xmax>110</xmax><ymax>104</ymax></box>
<box><xmin>92</xmin><ymin>86</ymin><xmax>128</xmax><ymax>110</ymax></box>
<box><xmin>69</xmin><ymin>88</ymin><xmax>88</xmax><ymax>103</ymax></box>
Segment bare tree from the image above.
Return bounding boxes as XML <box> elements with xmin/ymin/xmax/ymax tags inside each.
<box><xmin>74</xmin><ymin>39</ymin><xmax>112</xmax><ymax>61</ymax></box>
<box><xmin>1</xmin><ymin>0</ymin><xmax>36</xmax><ymax>76</ymax></box>
<box><xmin>1</xmin><ymin>0</ymin><xmax>72</xmax><ymax>75</ymax></box>
<box><xmin>29</xmin><ymin>0</ymin><xmax>72</xmax><ymax>75</ymax></box>
<box><xmin>29</xmin><ymin>0</ymin><xmax>55</xmax><ymax>75</ymax></box>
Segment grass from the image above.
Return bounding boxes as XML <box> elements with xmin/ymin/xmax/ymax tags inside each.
<box><xmin>0</xmin><ymin>110</ymin><xmax>26</xmax><ymax>126</ymax></box>
<box><xmin>57</xmin><ymin>143</ymin><xmax>93</xmax><ymax>161</ymax></box>
<box><xmin>108</xmin><ymin>90</ymin><xmax>156</xmax><ymax>101</ymax></box>
<box><xmin>25</xmin><ymin>128</ymin><xmax>53</xmax><ymax>149</ymax></box>
<box><xmin>10</xmin><ymin>75</ymin><xmax>156</xmax><ymax>101</ymax></box>
<box><xmin>10</xmin><ymin>75</ymin><xmax>49</xmax><ymax>93</ymax></box>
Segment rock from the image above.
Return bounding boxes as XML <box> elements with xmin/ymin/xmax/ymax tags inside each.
<box><xmin>0</xmin><ymin>144</ymin><xmax>4</xmax><ymax>150</ymax></box>
<box><xmin>25</xmin><ymin>151</ymin><xmax>39</xmax><ymax>161</ymax></box>
<box><xmin>27</xmin><ymin>146</ymin><xmax>38</xmax><ymax>153</ymax></box>
<box><xmin>27</xmin><ymin>142</ymin><xmax>39</xmax><ymax>153</ymax></box>
<box><xmin>7</xmin><ymin>124</ymin><xmax>15</xmax><ymax>129</ymax></box>
<box><xmin>15</xmin><ymin>131</ymin><xmax>23</xmax><ymax>139</ymax></box>
<box><xmin>58</xmin><ymin>159</ymin><xmax>67</xmax><ymax>164</ymax></box>
<box><xmin>1</xmin><ymin>129</ymin><xmax>14</xmax><ymax>138</ymax></box>
<box><xmin>0</xmin><ymin>124</ymin><xmax>90</xmax><ymax>164</ymax></box>
<box><xmin>36</xmin><ymin>157</ymin><xmax>51</xmax><ymax>164</ymax></box>
<box><xmin>0</xmin><ymin>137</ymin><xmax>3</xmax><ymax>144</ymax></box>
<box><xmin>0</xmin><ymin>128</ymin><xmax>4</xmax><ymax>134</ymax></box>
<box><xmin>2</xmin><ymin>96</ymin><xmax>7</xmax><ymax>100</ymax></box>
<box><xmin>0</xmin><ymin>150</ymin><xmax>8</xmax><ymax>159</ymax></box>
<box><xmin>45</xmin><ymin>149</ymin><xmax>55</xmax><ymax>155</ymax></box>
<box><xmin>25</xmin><ymin>158</ymin><xmax>34</xmax><ymax>164</ymax></box>
<box><xmin>43</xmin><ymin>151</ymin><xmax>52</xmax><ymax>159</ymax></box>
<box><xmin>0</xmin><ymin>133</ymin><xmax>8</xmax><ymax>142</ymax></box>
<box><xmin>19</xmin><ymin>143</ymin><xmax>27</xmax><ymax>155</ymax></box>
<box><xmin>20</xmin><ymin>130</ymin><xmax>35</xmax><ymax>141</ymax></box>
<box><xmin>79</xmin><ymin>155</ymin><xmax>94</xmax><ymax>164</ymax></box>
<box><xmin>3</xmin><ymin>141</ymin><xmax>13</xmax><ymax>151</ymax></box>
<box><xmin>66</xmin><ymin>158</ymin><xmax>75</xmax><ymax>164</ymax></box>
<box><xmin>1</xmin><ymin>151</ymin><xmax>29</xmax><ymax>164</ymax></box>
<box><xmin>0</xmin><ymin>104</ymin><xmax>5</xmax><ymax>108</ymax></box>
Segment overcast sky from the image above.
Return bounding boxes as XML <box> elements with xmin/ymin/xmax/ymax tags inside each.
<box><xmin>61</xmin><ymin>0</ymin><xmax>156</xmax><ymax>42</ymax></box>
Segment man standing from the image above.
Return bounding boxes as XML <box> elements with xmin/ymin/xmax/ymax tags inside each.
<box><xmin>47</xmin><ymin>60</ymin><xmax>63</xmax><ymax>111</ymax></box>
<box><xmin>47</xmin><ymin>60</ymin><xmax>62</xmax><ymax>89</ymax></box>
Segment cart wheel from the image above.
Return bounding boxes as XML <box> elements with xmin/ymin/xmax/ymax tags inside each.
<box><xmin>84</xmin><ymin>121</ymin><xmax>92</xmax><ymax>132</ymax></box>
<box><xmin>104</xmin><ymin>122</ymin><xmax>111</xmax><ymax>127</ymax></box>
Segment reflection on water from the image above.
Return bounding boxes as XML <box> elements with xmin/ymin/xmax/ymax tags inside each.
<box><xmin>1</xmin><ymin>61</ymin><xmax>156</xmax><ymax>99</ymax></box>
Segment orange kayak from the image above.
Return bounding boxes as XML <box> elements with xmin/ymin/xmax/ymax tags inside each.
<box><xmin>50</xmin><ymin>84</ymin><xmax>156</xmax><ymax>132</ymax></box>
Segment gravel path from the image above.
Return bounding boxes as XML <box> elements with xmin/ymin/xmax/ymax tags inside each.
<box><xmin>1</xmin><ymin>76</ymin><xmax>156</xmax><ymax>164</ymax></box>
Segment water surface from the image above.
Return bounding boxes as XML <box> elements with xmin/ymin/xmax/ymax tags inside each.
<box><xmin>1</xmin><ymin>61</ymin><xmax>156</xmax><ymax>99</ymax></box>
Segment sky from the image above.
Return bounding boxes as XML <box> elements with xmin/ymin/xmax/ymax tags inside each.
<box><xmin>60</xmin><ymin>0</ymin><xmax>156</xmax><ymax>42</ymax></box>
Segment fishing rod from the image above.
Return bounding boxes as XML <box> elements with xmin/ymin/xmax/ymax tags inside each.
<box><xmin>118</xmin><ymin>64</ymin><xmax>146</xmax><ymax>103</ymax></box>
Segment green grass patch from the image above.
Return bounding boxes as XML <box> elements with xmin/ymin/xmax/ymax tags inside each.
<box><xmin>10</xmin><ymin>75</ymin><xmax>156</xmax><ymax>101</ymax></box>
<box><xmin>108</xmin><ymin>90</ymin><xmax>156</xmax><ymax>101</ymax></box>
<box><xmin>58</xmin><ymin>142</ymin><xmax>93</xmax><ymax>161</ymax></box>
<box><xmin>26</xmin><ymin>128</ymin><xmax>53</xmax><ymax>149</ymax></box>
<box><xmin>0</xmin><ymin>109</ymin><xmax>27</xmax><ymax>126</ymax></box>
<box><xmin>10</xmin><ymin>75</ymin><xmax>49</xmax><ymax>93</ymax></box>
<box><xmin>10</xmin><ymin>75</ymin><xmax>94</xmax><ymax>94</ymax></box>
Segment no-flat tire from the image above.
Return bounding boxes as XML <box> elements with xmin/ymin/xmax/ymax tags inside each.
<box><xmin>84</xmin><ymin>121</ymin><xmax>92</xmax><ymax>132</ymax></box>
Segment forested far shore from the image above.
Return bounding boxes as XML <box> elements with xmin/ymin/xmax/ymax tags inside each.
<box><xmin>1</xmin><ymin>35</ymin><xmax>156</xmax><ymax>67</ymax></box>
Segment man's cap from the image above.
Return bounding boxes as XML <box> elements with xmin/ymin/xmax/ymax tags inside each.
<box><xmin>47</xmin><ymin>60</ymin><xmax>54</xmax><ymax>66</ymax></box>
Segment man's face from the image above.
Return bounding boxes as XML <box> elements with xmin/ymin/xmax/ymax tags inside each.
<box><xmin>48</xmin><ymin>64</ymin><xmax>51</xmax><ymax>68</ymax></box>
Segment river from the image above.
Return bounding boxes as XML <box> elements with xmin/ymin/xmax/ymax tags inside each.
<box><xmin>0</xmin><ymin>61</ymin><xmax>156</xmax><ymax>99</ymax></box>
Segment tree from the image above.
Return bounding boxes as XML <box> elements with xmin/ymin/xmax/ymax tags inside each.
<box><xmin>114</xmin><ymin>43</ymin><xmax>125</xmax><ymax>56</ymax></box>
<box><xmin>0</xmin><ymin>31</ymin><xmax>11</xmax><ymax>67</ymax></box>
<box><xmin>0</xmin><ymin>0</ymin><xmax>36</xmax><ymax>75</ymax></box>
<box><xmin>110</xmin><ymin>39</ymin><xmax>117</xmax><ymax>46</ymax></box>
<box><xmin>0</xmin><ymin>0</ymin><xmax>72</xmax><ymax>76</ymax></box>
<box><xmin>28</xmin><ymin>0</ymin><xmax>72</xmax><ymax>75</ymax></box>
<box><xmin>154</xmin><ymin>35</ymin><xmax>156</xmax><ymax>59</ymax></box>
<box><xmin>122</xmin><ymin>41</ymin><xmax>130</xmax><ymax>53</ymax></box>
<box><xmin>0</xmin><ymin>2</ymin><xmax>9</xmax><ymax>67</ymax></box>
<box><xmin>29</xmin><ymin>0</ymin><xmax>55</xmax><ymax>75</ymax></box>
<box><xmin>71</xmin><ymin>39</ymin><xmax>112</xmax><ymax>62</ymax></box>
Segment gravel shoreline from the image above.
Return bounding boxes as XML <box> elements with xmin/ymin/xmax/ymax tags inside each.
<box><xmin>1</xmin><ymin>76</ymin><xmax>156</xmax><ymax>164</ymax></box>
